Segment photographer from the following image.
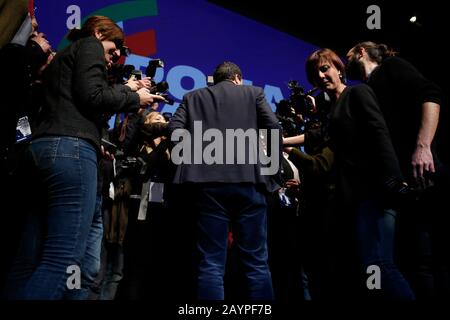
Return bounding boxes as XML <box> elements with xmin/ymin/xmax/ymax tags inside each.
<box><xmin>277</xmin><ymin>86</ymin><xmax>337</xmax><ymax>300</ymax></box>
<box><xmin>0</xmin><ymin>0</ymin><xmax>54</xmax><ymax>293</ymax></box>
<box><xmin>5</xmin><ymin>15</ymin><xmax>164</xmax><ymax>300</ymax></box>
<box><xmin>115</xmin><ymin>111</ymin><xmax>175</xmax><ymax>300</ymax></box>
<box><xmin>95</xmin><ymin>105</ymin><xmax>172</xmax><ymax>300</ymax></box>
<box><xmin>0</xmin><ymin>1</ymin><xmax>53</xmax><ymax>171</ymax></box>
<box><xmin>266</xmin><ymin>137</ymin><xmax>307</xmax><ymax>300</ymax></box>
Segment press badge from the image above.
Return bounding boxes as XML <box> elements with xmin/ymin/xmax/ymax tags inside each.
<box><xmin>137</xmin><ymin>181</ymin><xmax>164</xmax><ymax>221</ymax></box>
<box><xmin>148</xmin><ymin>182</ymin><xmax>164</xmax><ymax>203</ymax></box>
<box><xmin>16</xmin><ymin>116</ymin><xmax>32</xmax><ymax>143</ymax></box>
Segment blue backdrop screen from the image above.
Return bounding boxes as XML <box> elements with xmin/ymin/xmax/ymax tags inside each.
<box><xmin>38</xmin><ymin>0</ymin><xmax>318</xmax><ymax>116</ymax></box>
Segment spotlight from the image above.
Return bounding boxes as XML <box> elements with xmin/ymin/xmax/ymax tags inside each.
<box><xmin>409</xmin><ymin>15</ymin><xmax>422</xmax><ymax>27</ymax></box>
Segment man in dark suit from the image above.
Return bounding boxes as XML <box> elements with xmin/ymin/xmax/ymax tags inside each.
<box><xmin>168</xmin><ymin>61</ymin><xmax>281</xmax><ymax>300</ymax></box>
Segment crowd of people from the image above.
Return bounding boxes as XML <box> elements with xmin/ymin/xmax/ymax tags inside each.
<box><xmin>1</xmin><ymin>1</ymin><xmax>449</xmax><ymax>301</ymax></box>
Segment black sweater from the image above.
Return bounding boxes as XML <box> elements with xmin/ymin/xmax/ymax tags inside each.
<box><xmin>368</xmin><ymin>56</ymin><xmax>442</xmax><ymax>174</ymax></box>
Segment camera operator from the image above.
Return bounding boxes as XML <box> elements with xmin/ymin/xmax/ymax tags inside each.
<box><xmin>275</xmin><ymin>83</ymin><xmax>337</xmax><ymax>300</ymax></box>
<box><xmin>5</xmin><ymin>15</ymin><xmax>164</xmax><ymax>300</ymax></box>
<box><xmin>96</xmin><ymin>67</ymin><xmax>170</xmax><ymax>299</ymax></box>
<box><xmin>265</xmin><ymin>121</ymin><xmax>307</xmax><ymax>300</ymax></box>
<box><xmin>280</xmin><ymin>83</ymin><xmax>331</xmax><ymax>153</ymax></box>
<box><xmin>0</xmin><ymin>1</ymin><xmax>53</xmax><ymax>171</ymax></box>
<box><xmin>115</xmin><ymin>111</ymin><xmax>175</xmax><ymax>300</ymax></box>
<box><xmin>111</xmin><ymin>58</ymin><xmax>172</xmax><ymax>158</ymax></box>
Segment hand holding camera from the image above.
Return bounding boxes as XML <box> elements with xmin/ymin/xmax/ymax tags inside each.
<box><xmin>126</xmin><ymin>76</ymin><xmax>152</xmax><ymax>92</ymax></box>
<box><xmin>137</xmin><ymin>88</ymin><xmax>166</xmax><ymax>107</ymax></box>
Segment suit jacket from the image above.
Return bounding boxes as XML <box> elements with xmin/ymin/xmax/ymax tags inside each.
<box><xmin>168</xmin><ymin>80</ymin><xmax>282</xmax><ymax>192</ymax></box>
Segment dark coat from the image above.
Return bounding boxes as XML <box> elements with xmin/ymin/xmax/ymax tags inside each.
<box><xmin>168</xmin><ymin>80</ymin><xmax>282</xmax><ymax>192</ymax></box>
<box><xmin>329</xmin><ymin>84</ymin><xmax>403</xmax><ymax>207</ymax></box>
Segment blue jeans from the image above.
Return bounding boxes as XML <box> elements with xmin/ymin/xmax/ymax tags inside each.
<box><xmin>194</xmin><ymin>184</ymin><xmax>274</xmax><ymax>300</ymax></box>
<box><xmin>356</xmin><ymin>197</ymin><xmax>415</xmax><ymax>300</ymax></box>
<box><xmin>5</xmin><ymin>136</ymin><xmax>102</xmax><ymax>300</ymax></box>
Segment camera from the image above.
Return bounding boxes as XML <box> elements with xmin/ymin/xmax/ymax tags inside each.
<box><xmin>149</xmin><ymin>80</ymin><xmax>169</xmax><ymax>95</ymax></box>
<box><xmin>146</xmin><ymin>59</ymin><xmax>164</xmax><ymax>78</ymax></box>
<box><xmin>109</xmin><ymin>57</ymin><xmax>174</xmax><ymax>105</ymax></box>
<box><xmin>108</xmin><ymin>64</ymin><xmax>135</xmax><ymax>84</ymax></box>
<box><xmin>275</xmin><ymin>81</ymin><xmax>317</xmax><ymax>122</ymax></box>
<box><xmin>115</xmin><ymin>155</ymin><xmax>148</xmax><ymax>179</ymax></box>
<box><xmin>275</xmin><ymin>99</ymin><xmax>301</xmax><ymax>138</ymax></box>
<box><xmin>286</xmin><ymin>80</ymin><xmax>318</xmax><ymax>119</ymax></box>
<box><xmin>130</xmin><ymin>70</ymin><xmax>143</xmax><ymax>81</ymax></box>
<box><xmin>275</xmin><ymin>80</ymin><xmax>315</xmax><ymax>137</ymax></box>
<box><xmin>144</xmin><ymin>59</ymin><xmax>174</xmax><ymax>105</ymax></box>
<box><xmin>276</xmin><ymin>80</ymin><xmax>325</xmax><ymax>137</ymax></box>
<box><xmin>148</xmin><ymin>80</ymin><xmax>174</xmax><ymax>105</ymax></box>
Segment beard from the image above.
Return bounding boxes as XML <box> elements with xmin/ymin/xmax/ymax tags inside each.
<box><xmin>345</xmin><ymin>58</ymin><xmax>365</xmax><ymax>80</ymax></box>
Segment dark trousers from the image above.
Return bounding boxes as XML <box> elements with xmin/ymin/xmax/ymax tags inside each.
<box><xmin>192</xmin><ymin>183</ymin><xmax>274</xmax><ymax>300</ymax></box>
<box><xmin>356</xmin><ymin>198</ymin><xmax>415</xmax><ymax>300</ymax></box>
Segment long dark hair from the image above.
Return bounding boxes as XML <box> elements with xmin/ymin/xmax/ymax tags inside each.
<box><xmin>350</xmin><ymin>41</ymin><xmax>397</xmax><ymax>63</ymax></box>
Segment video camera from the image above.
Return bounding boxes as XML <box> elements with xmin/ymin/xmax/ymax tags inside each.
<box><xmin>275</xmin><ymin>80</ymin><xmax>323</xmax><ymax>136</ymax></box>
<box><xmin>285</xmin><ymin>80</ymin><xmax>318</xmax><ymax>119</ymax></box>
<box><xmin>100</xmin><ymin>137</ymin><xmax>148</xmax><ymax>178</ymax></box>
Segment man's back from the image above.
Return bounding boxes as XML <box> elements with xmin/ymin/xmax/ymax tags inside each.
<box><xmin>169</xmin><ymin>80</ymin><xmax>280</xmax><ymax>189</ymax></box>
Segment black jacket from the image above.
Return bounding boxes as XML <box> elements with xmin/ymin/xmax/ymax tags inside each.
<box><xmin>329</xmin><ymin>84</ymin><xmax>403</xmax><ymax>207</ymax></box>
<box><xmin>168</xmin><ymin>80</ymin><xmax>282</xmax><ymax>192</ymax></box>
<box><xmin>33</xmin><ymin>36</ymin><xmax>140</xmax><ymax>152</ymax></box>
<box><xmin>0</xmin><ymin>41</ymin><xmax>48</xmax><ymax>152</ymax></box>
